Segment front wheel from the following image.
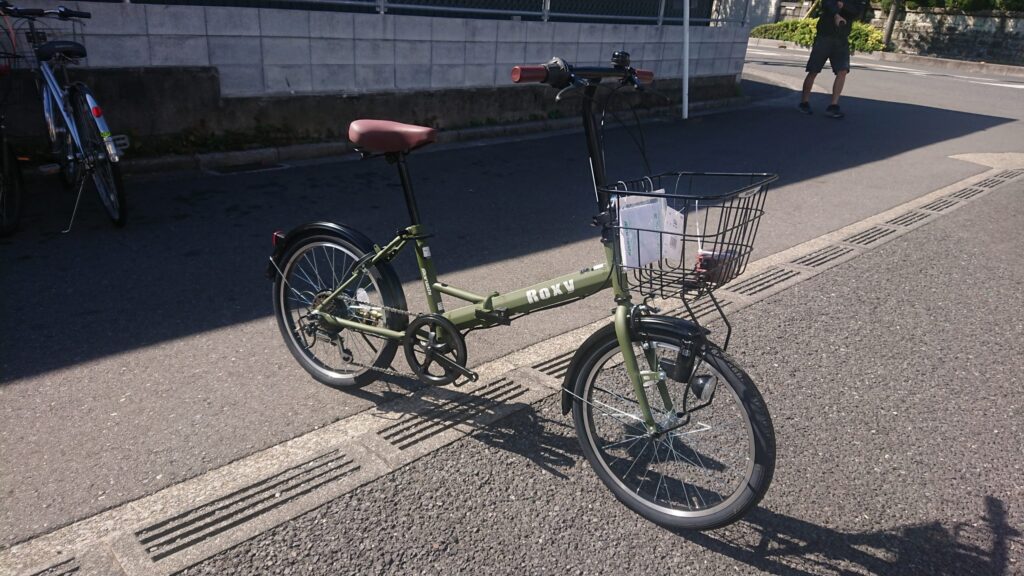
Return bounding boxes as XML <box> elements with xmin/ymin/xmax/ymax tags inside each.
<box><xmin>567</xmin><ymin>320</ymin><xmax>775</xmax><ymax>530</ymax></box>
<box><xmin>71</xmin><ymin>85</ymin><xmax>126</xmax><ymax>227</ymax></box>
<box><xmin>272</xmin><ymin>232</ymin><xmax>408</xmax><ymax>388</ymax></box>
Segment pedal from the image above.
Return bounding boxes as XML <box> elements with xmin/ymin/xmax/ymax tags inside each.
<box><xmin>111</xmin><ymin>134</ymin><xmax>130</xmax><ymax>150</ymax></box>
<box><xmin>38</xmin><ymin>163</ymin><xmax>60</xmax><ymax>175</ymax></box>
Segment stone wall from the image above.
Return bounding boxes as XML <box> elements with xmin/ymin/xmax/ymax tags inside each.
<box><xmin>873</xmin><ymin>10</ymin><xmax>1023</xmax><ymax>64</ymax></box>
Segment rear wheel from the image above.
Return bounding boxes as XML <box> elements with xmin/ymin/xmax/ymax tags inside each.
<box><xmin>71</xmin><ymin>86</ymin><xmax>125</xmax><ymax>226</ymax></box>
<box><xmin>272</xmin><ymin>233</ymin><xmax>408</xmax><ymax>387</ymax></box>
<box><xmin>568</xmin><ymin>321</ymin><xmax>775</xmax><ymax>530</ymax></box>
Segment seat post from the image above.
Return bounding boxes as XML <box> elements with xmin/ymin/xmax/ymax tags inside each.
<box><xmin>389</xmin><ymin>152</ymin><xmax>422</xmax><ymax>226</ymax></box>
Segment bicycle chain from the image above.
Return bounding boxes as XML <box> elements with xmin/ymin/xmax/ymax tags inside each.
<box><xmin>333</xmin><ymin>294</ymin><xmax>421</xmax><ymax>380</ymax></box>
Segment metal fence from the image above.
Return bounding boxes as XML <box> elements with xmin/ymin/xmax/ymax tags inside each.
<box><xmin>118</xmin><ymin>0</ymin><xmax>736</xmax><ymax>24</ymax></box>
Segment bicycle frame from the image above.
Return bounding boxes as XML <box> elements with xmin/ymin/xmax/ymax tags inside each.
<box><xmin>299</xmin><ymin>81</ymin><xmax>668</xmax><ymax>432</ymax></box>
<box><xmin>39</xmin><ymin>61</ymin><xmax>120</xmax><ymax>161</ymax></box>
<box><xmin>38</xmin><ymin>61</ymin><xmax>81</xmax><ymax>161</ymax></box>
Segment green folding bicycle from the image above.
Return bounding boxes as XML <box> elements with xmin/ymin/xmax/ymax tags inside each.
<box><xmin>268</xmin><ymin>54</ymin><xmax>777</xmax><ymax>531</ymax></box>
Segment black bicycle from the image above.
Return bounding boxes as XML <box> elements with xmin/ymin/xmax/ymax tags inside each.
<box><xmin>0</xmin><ymin>43</ymin><xmax>23</xmax><ymax>236</ymax></box>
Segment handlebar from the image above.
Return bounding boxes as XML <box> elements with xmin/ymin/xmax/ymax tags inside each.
<box><xmin>57</xmin><ymin>6</ymin><xmax>90</xmax><ymax>19</ymax></box>
<box><xmin>511</xmin><ymin>55</ymin><xmax>654</xmax><ymax>90</ymax></box>
<box><xmin>0</xmin><ymin>2</ymin><xmax>90</xmax><ymax>19</ymax></box>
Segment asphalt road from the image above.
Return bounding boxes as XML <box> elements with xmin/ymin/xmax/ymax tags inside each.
<box><xmin>2</xmin><ymin>43</ymin><xmax>1023</xmax><ymax>565</ymax></box>
<box><xmin>183</xmin><ymin>171</ymin><xmax>1024</xmax><ymax>576</ymax></box>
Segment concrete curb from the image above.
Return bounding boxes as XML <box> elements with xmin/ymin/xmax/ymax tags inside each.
<box><xmin>748</xmin><ymin>37</ymin><xmax>1024</xmax><ymax>78</ymax></box>
<box><xmin>118</xmin><ymin>97</ymin><xmax>749</xmax><ymax>176</ymax></box>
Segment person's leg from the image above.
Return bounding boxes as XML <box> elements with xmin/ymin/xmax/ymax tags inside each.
<box><xmin>831</xmin><ymin>70</ymin><xmax>848</xmax><ymax>105</ymax></box>
<box><xmin>801</xmin><ymin>36</ymin><xmax>827</xmax><ymax>114</ymax></box>
<box><xmin>801</xmin><ymin>72</ymin><xmax>818</xmax><ymax>104</ymax></box>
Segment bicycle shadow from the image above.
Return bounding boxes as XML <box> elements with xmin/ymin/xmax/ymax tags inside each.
<box><xmin>365</xmin><ymin>378</ymin><xmax>581</xmax><ymax>479</ymax></box>
<box><xmin>360</xmin><ymin>383</ymin><xmax>1022</xmax><ymax>575</ymax></box>
<box><xmin>675</xmin><ymin>496</ymin><xmax>1021</xmax><ymax>575</ymax></box>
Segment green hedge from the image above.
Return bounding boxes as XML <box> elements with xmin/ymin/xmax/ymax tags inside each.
<box><xmin>750</xmin><ymin>19</ymin><xmax>885</xmax><ymax>53</ymax></box>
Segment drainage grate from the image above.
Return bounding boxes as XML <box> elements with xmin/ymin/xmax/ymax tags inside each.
<box><xmin>726</xmin><ymin>268</ymin><xmax>800</xmax><ymax>297</ymax></box>
<box><xmin>843</xmin><ymin>226</ymin><xmax>897</xmax><ymax>246</ymax></box>
<box><xmin>379</xmin><ymin>378</ymin><xmax>528</xmax><ymax>450</ymax></box>
<box><xmin>791</xmin><ymin>245</ymin><xmax>855</xmax><ymax>267</ymax></box>
<box><xmin>136</xmin><ymin>450</ymin><xmax>358</xmax><ymax>562</ymax></box>
<box><xmin>886</xmin><ymin>211</ymin><xmax>933</xmax><ymax>227</ymax></box>
<box><xmin>996</xmin><ymin>169</ymin><xmax>1023</xmax><ymax>180</ymax></box>
<box><xmin>919</xmin><ymin>198</ymin><xmax>959</xmax><ymax>212</ymax></box>
<box><xmin>973</xmin><ymin>177</ymin><xmax>1004</xmax><ymax>189</ymax></box>
<box><xmin>532</xmin><ymin>350</ymin><xmax>575</xmax><ymax>380</ymax></box>
<box><xmin>947</xmin><ymin>187</ymin><xmax>986</xmax><ymax>200</ymax></box>
<box><xmin>30</xmin><ymin>559</ymin><xmax>79</xmax><ymax>576</ymax></box>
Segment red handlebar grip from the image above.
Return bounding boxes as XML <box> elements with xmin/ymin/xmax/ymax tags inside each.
<box><xmin>635</xmin><ymin>69</ymin><xmax>655</xmax><ymax>85</ymax></box>
<box><xmin>511</xmin><ymin>65</ymin><xmax>548</xmax><ymax>84</ymax></box>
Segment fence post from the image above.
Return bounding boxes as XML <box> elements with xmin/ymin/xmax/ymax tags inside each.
<box><xmin>658</xmin><ymin>0</ymin><xmax>666</xmax><ymax>25</ymax></box>
<box><xmin>542</xmin><ymin>0</ymin><xmax>550</xmax><ymax>21</ymax></box>
<box><xmin>378</xmin><ymin>0</ymin><xmax>386</xmax><ymax>14</ymax></box>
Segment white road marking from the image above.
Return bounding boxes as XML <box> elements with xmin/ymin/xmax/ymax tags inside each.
<box><xmin>970</xmin><ymin>80</ymin><xmax>1024</xmax><ymax>89</ymax></box>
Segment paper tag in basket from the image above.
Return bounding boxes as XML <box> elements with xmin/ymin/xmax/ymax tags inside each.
<box><xmin>661</xmin><ymin>206</ymin><xmax>687</xmax><ymax>264</ymax></box>
<box><xmin>617</xmin><ymin>190</ymin><xmax>666</xmax><ymax>269</ymax></box>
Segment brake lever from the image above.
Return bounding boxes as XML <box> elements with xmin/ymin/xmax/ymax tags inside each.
<box><xmin>555</xmin><ymin>76</ymin><xmax>590</xmax><ymax>102</ymax></box>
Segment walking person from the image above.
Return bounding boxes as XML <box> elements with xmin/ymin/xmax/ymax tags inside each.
<box><xmin>798</xmin><ymin>0</ymin><xmax>865</xmax><ymax>118</ymax></box>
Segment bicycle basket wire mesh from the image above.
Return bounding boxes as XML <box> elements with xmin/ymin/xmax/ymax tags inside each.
<box><xmin>603</xmin><ymin>172</ymin><xmax>776</xmax><ymax>300</ymax></box>
<box><xmin>10</xmin><ymin>15</ymin><xmax>83</xmax><ymax>69</ymax></box>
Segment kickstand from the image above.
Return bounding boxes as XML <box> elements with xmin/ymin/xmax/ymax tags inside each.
<box><xmin>61</xmin><ymin>177</ymin><xmax>87</xmax><ymax>234</ymax></box>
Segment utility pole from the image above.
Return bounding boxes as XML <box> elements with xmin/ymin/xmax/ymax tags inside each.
<box><xmin>883</xmin><ymin>0</ymin><xmax>903</xmax><ymax>49</ymax></box>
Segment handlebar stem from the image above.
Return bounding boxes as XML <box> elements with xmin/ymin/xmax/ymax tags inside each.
<box><xmin>580</xmin><ymin>83</ymin><xmax>609</xmax><ymax>213</ymax></box>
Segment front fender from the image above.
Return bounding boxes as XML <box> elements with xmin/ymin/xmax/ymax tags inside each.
<box><xmin>560</xmin><ymin>315</ymin><xmax>710</xmax><ymax>415</ymax></box>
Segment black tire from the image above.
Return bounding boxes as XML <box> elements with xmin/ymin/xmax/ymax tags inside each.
<box><xmin>272</xmin><ymin>232</ymin><xmax>407</xmax><ymax>388</ymax></box>
<box><xmin>0</xmin><ymin>142</ymin><xmax>23</xmax><ymax>237</ymax></box>
<box><xmin>71</xmin><ymin>85</ymin><xmax>126</xmax><ymax>227</ymax></box>
<box><xmin>568</xmin><ymin>320</ymin><xmax>775</xmax><ymax>530</ymax></box>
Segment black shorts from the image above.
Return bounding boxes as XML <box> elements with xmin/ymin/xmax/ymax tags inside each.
<box><xmin>806</xmin><ymin>36</ymin><xmax>850</xmax><ymax>74</ymax></box>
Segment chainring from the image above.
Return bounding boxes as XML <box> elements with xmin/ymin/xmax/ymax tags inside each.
<box><xmin>403</xmin><ymin>314</ymin><xmax>468</xmax><ymax>386</ymax></box>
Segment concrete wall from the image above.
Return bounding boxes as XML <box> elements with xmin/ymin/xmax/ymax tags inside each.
<box><xmin>12</xmin><ymin>1</ymin><xmax>751</xmax><ymax>97</ymax></box>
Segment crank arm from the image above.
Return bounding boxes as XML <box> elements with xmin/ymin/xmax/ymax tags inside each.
<box><xmin>430</xmin><ymin>353</ymin><xmax>479</xmax><ymax>383</ymax></box>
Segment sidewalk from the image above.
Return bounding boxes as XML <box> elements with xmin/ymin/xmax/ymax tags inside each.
<box><xmin>748</xmin><ymin>37</ymin><xmax>1024</xmax><ymax>79</ymax></box>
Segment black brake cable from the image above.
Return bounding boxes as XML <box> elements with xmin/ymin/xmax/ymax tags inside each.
<box><xmin>598</xmin><ymin>81</ymin><xmax>653</xmax><ymax>178</ymax></box>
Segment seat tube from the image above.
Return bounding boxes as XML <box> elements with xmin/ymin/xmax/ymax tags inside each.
<box><xmin>393</xmin><ymin>153</ymin><xmax>421</xmax><ymax>226</ymax></box>
<box><xmin>391</xmin><ymin>153</ymin><xmax>444</xmax><ymax>314</ymax></box>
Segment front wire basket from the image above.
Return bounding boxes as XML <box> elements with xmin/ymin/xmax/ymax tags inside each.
<box><xmin>603</xmin><ymin>171</ymin><xmax>777</xmax><ymax>301</ymax></box>
<box><xmin>10</xmin><ymin>15</ymin><xmax>84</xmax><ymax>70</ymax></box>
